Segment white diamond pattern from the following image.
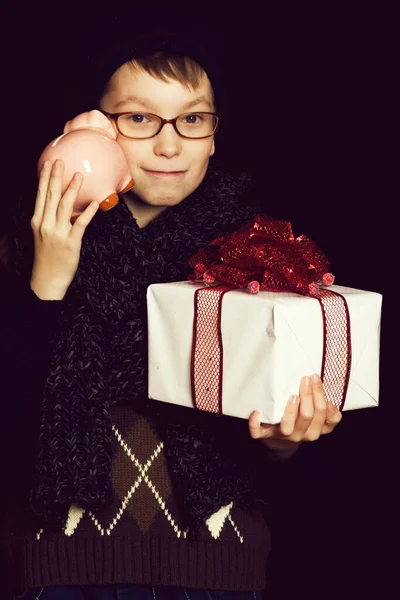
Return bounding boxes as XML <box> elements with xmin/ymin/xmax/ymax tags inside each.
<box><xmin>64</xmin><ymin>504</ymin><xmax>86</xmax><ymax>537</ymax></box>
<box><xmin>205</xmin><ymin>502</ymin><xmax>243</xmax><ymax>544</ymax></box>
<box><xmin>85</xmin><ymin>425</ymin><xmax>189</xmax><ymax>538</ymax></box>
<box><xmin>35</xmin><ymin>425</ymin><xmax>243</xmax><ymax>542</ymax></box>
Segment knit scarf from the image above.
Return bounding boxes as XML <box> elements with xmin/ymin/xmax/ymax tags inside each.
<box><xmin>11</xmin><ymin>167</ymin><xmax>266</xmax><ymax>531</ymax></box>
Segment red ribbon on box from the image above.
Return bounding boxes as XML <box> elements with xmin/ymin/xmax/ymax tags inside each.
<box><xmin>188</xmin><ymin>215</ymin><xmax>352</xmax><ymax>417</ymax></box>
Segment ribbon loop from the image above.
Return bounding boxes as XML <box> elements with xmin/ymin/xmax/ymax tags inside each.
<box><xmin>189</xmin><ymin>214</ymin><xmax>333</xmax><ymax>295</ymax></box>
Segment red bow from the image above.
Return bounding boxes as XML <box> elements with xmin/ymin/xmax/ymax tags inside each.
<box><xmin>189</xmin><ymin>214</ymin><xmax>334</xmax><ymax>295</ymax></box>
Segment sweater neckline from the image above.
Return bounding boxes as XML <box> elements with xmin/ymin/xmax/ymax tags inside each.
<box><xmin>93</xmin><ymin>166</ymin><xmax>253</xmax><ymax>243</ymax></box>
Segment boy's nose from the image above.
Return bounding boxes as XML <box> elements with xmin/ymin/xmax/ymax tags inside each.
<box><xmin>153</xmin><ymin>124</ymin><xmax>183</xmax><ymax>158</ymax></box>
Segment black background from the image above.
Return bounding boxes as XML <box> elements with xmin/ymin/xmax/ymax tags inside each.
<box><xmin>3</xmin><ymin>2</ymin><xmax>393</xmax><ymax>598</ymax></box>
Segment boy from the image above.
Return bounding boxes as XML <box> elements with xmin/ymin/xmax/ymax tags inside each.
<box><xmin>2</xmin><ymin>26</ymin><xmax>341</xmax><ymax>600</ymax></box>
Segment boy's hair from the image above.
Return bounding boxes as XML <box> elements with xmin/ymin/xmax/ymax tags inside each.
<box><xmin>102</xmin><ymin>51</ymin><xmax>215</xmax><ymax>110</ymax></box>
<box><xmin>63</xmin><ymin>21</ymin><xmax>224</xmax><ymax>125</ymax></box>
<box><xmin>131</xmin><ymin>52</ymin><xmax>206</xmax><ymax>90</ymax></box>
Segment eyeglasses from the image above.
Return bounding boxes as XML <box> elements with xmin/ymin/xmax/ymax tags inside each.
<box><xmin>99</xmin><ymin>110</ymin><xmax>220</xmax><ymax>139</ymax></box>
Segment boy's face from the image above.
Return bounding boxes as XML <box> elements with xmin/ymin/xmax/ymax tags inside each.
<box><xmin>100</xmin><ymin>64</ymin><xmax>215</xmax><ymax>208</ymax></box>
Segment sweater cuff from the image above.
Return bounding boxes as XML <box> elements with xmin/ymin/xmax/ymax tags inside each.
<box><xmin>262</xmin><ymin>440</ymin><xmax>301</xmax><ymax>461</ymax></box>
<box><xmin>26</xmin><ymin>286</ymin><xmax>64</xmax><ymax>318</ymax></box>
<box><xmin>28</xmin><ymin>286</ymin><xmax>64</xmax><ymax>306</ymax></box>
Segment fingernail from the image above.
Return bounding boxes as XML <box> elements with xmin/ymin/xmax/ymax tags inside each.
<box><xmin>311</xmin><ymin>374</ymin><xmax>321</xmax><ymax>385</ymax></box>
<box><xmin>303</xmin><ymin>376</ymin><xmax>311</xmax><ymax>388</ymax></box>
<box><xmin>289</xmin><ymin>394</ymin><xmax>298</xmax><ymax>404</ymax></box>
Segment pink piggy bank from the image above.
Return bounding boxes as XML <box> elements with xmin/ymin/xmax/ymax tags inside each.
<box><xmin>37</xmin><ymin>110</ymin><xmax>134</xmax><ymax>220</ymax></box>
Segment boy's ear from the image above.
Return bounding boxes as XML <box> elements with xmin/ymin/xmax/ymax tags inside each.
<box><xmin>210</xmin><ymin>139</ymin><xmax>215</xmax><ymax>157</ymax></box>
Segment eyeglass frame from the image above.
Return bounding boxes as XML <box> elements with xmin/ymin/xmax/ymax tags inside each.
<box><xmin>99</xmin><ymin>109</ymin><xmax>221</xmax><ymax>140</ymax></box>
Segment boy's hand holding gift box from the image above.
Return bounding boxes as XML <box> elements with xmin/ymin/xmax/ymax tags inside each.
<box><xmin>147</xmin><ymin>215</ymin><xmax>382</xmax><ymax>438</ymax></box>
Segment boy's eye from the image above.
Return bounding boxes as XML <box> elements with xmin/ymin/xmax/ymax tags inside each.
<box><xmin>128</xmin><ymin>113</ymin><xmax>151</xmax><ymax>123</ymax></box>
<box><xmin>182</xmin><ymin>114</ymin><xmax>204</xmax><ymax>124</ymax></box>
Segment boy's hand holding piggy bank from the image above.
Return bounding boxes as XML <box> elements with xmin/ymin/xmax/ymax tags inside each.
<box><xmin>31</xmin><ymin>110</ymin><xmax>134</xmax><ymax>300</ymax></box>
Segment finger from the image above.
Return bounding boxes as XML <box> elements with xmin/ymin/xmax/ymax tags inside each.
<box><xmin>42</xmin><ymin>159</ymin><xmax>64</xmax><ymax>226</ymax></box>
<box><xmin>279</xmin><ymin>394</ymin><xmax>300</xmax><ymax>437</ymax></box>
<box><xmin>69</xmin><ymin>200</ymin><xmax>100</xmax><ymax>243</ymax></box>
<box><xmin>248</xmin><ymin>410</ymin><xmax>275</xmax><ymax>439</ymax></box>
<box><xmin>248</xmin><ymin>409</ymin><xmax>262</xmax><ymax>439</ymax></box>
<box><xmin>294</xmin><ymin>376</ymin><xmax>314</xmax><ymax>438</ymax></box>
<box><xmin>32</xmin><ymin>161</ymin><xmax>52</xmax><ymax>226</ymax></box>
<box><xmin>321</xmin><ymin>401</ymin><xmax>342</xmax><ymax>434</ymax></box>
<box><xmin>303</xmin><ymin>373</ymin><xmax>328</xmax><ymax>440</ymax></box>
<box><xmin>107</xmin><ymin>117</ymin><xmax>119</xmax><ymax>137</ymax></box>
<box><xmin>56</xmin><ymin>172</ymin><xmax>83</xmax><ymax>226</ymax></box>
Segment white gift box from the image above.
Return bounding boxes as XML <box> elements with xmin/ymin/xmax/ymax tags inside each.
<box><xmin>147</xmin><ymin>281</ymin><xmax>382</xmax><ymax>424</ymax></box>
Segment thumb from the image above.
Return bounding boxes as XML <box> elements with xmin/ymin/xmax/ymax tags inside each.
<box><xmin>248</xmin><ymin>409</ymin><xmax>275</xmax><ymax>439</ymax></box>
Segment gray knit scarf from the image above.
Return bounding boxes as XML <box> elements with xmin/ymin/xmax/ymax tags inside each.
<box><xmin>11</xmin><ymin>167</ymin><xmax>266</xmax><ymax>531</ymax></box>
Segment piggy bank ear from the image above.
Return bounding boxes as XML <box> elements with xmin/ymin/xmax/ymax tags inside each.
<box><xmin>63</xmin><ymin>111</ymin><xmax>95</xmax><ymax>133</ymax></box>
<box><xmin>63</xmin><ymin>110</ymin><xmax>117</xmax><ymax>138</ymax></box>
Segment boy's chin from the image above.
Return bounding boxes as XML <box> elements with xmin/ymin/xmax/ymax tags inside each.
<box><xmin>142</xmin><ymin>193</ymin><xmax>185</xmax><ymax>207</ymax></box>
